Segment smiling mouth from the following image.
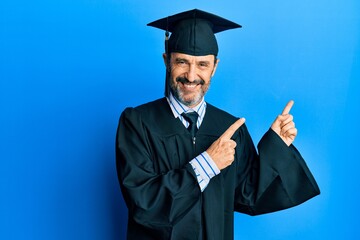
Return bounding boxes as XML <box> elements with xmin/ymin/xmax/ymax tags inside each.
<box><xmin>182</xmin><ymin>82</ymin><xmax>199</xmax><ymax>89</ymax></box>
<box><xmin>176</xmin><ymin>77</ymin><xmax>205</xmax><ymax>86</ymax></box>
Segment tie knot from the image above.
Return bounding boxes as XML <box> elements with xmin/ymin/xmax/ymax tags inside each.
<box><xmin>181</xmin><ymin>112</ymin><xmax>198</xmax><ymax>126</ymax></box>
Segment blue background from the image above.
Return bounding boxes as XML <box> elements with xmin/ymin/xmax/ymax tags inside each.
<box><xmin>1</xmin><ymin>0</ymin><xmax>359</xmax><ymax>239</ymax></box>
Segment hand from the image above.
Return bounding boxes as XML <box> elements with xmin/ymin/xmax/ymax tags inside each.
<box><xmin>271</xmin><ymin>100</ymin><xmax>297</xmax><ymax>146</ymax></box>
<box><xmin>206</xmin><ymin>118</ymin><xmax>245</xmax><ymax>170</ymax></box>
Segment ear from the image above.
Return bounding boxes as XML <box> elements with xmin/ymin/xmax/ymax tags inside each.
<box><xmin>211</xmin><ymin>58</ymin><xmax>220</xmax><ymax>77</ymax></box>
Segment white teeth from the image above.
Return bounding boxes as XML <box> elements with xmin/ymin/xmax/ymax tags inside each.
<box><xmin>183</xmin><ymin>83</ymin><xmax>197</xmax><ymax>88</ymax></box>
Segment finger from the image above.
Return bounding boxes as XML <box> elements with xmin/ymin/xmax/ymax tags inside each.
<box><xmin>273</xmin><ymin>114</ymin><xmax>288</xmax><ymax>127</ymax></box>
<box><xmin>283</xmin><ymin>128</ymin><xmax>297</xmax><ymax>141</ymax></box>
<box><xmin>281</xmin><ymin>122</ymin><xmax>295</xmax><ymax>136</ymax></box>
<box><xmin>281</xmin><ymin>100</ymin><xmax>294</xmax><ymax>115</ymax></box>
<box><xmin>280</xmin><ymin>114</ymin><xmax>294</xmax><ymax>128</ymax></box>
<box><xmin>221</xmin><ymin>118</ymin><xmax>246</xmax><ymax>140</ymax></box>
<box><xmin>227</xmin><ymin>140</ymin><xmax>237</xmax><ymax>149</ymax></box>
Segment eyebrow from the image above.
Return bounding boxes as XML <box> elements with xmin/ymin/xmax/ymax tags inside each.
<box><xmin>175</xmin><ymin>58</ymin><xmax>189</xmax><ymax>63</ymax></box>
<box><xmin>175</xmin><ymin>58</ymin><xmax>211</xmax><ymax>65</ymax></box>
<box><xmin>198</xmin><ymin>60</ymin><xmax>211</xmax><ymax>65</ymax></box>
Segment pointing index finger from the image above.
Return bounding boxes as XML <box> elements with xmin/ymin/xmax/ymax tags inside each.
<box><xmin>281</xmin><ymin>100</ymin><xmax>294</xmax><ymax>115</ymax></box>
<box><xmin>221</xmin><ymin>118</ymin><xmax>246</xmax><ymax>139</ymax></box>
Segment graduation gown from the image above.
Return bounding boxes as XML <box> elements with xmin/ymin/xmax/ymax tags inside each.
<box><xmin>116</xmin><ymin>98</ymin><xmax>320</xmax><ymax>240</ymax></box>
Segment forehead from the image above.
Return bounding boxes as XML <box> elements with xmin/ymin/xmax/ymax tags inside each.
<box><xmin>170</xmin><ymin>52</ymin><xmax>215</xmax><ymax>62</ymax></box>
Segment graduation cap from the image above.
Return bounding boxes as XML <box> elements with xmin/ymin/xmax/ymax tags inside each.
<box><xmin>147</xmin><ymin>9</ymin><xmax>242</xmax><ymax>57</ymax></box>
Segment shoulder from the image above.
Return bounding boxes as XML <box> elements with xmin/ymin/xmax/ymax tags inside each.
<box><xmin>201</xmin><ymin>102</ymin><xmax>249</xmax><ymax>138</ymax></box>
<box><xmin>205</xmin><ymin>102</ymin><xmax>239</xmax><ymax>129</ymax></box>
<box><xmin>206</xmin><ymin>103</ymin><xmax>238</xmax><ymax>122</ymax></box>
<box><xmin>120</xmin><ymin>98</ymin><xmax>181</xmax><ymax>135</ymax></box>
<box><xmin>121</xmin><ymin>98</ymin><xmax>169</xmax><ymax>119</ymax></box>
<box><xmin>135</xmin><ymin>98</ymin><xmax>168</xmax><ymax>110</ymax></box>
<box><xmin>204</xmin><ymin>103</ymin><xmax>254</xmax><ymax>146</ymax></box>
<box><xmin>134</xmin><ymin>97</ymin><xmax>168</xmax><ymax>113</ymax></box>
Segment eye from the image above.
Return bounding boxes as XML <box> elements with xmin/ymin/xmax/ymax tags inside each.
<box><xmin>198</xmin><ymin>62</ymin><xmax>210</xmax><ymax>68</ymax></box>
<box><xmin>175</xmin><ymin>59</ymin><xmax>187</xmax><ymax>66</ymax></box>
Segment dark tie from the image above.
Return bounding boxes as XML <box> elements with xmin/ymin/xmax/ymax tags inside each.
<box><xmin>181</xmin><ymin>112</ymin><xmax>199</xmax><ymax>142</ymax></box>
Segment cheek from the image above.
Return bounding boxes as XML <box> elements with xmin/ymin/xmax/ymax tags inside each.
<box><xmin>170</xmin><ymin>68</ymin><xmax>184</xmax><ymax>80</ymax></box>
<box><xmin>201</xmin><ymin>73</ymin><xmax>212</xmax><ymax>84</ymax></box>
<box><xmin>202</xmin><ymin>82</ymin><xmax>210</xmax><ymax>92</ymax></box>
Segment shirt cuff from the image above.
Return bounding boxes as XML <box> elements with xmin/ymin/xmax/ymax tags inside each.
<box><xmin>189</xmin><ymin>151</ymin><xmax>220</xmax><ymax>192</ymax></box>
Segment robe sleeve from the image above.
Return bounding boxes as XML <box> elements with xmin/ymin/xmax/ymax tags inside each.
<box><xmin>234</xmin><ymin>128</ymin><xmax>320</xmax><ymax>215</ymax></box>
<box><xmin>116</xmin><ymin>108</ymin><xmax>201</xmax><ymax>228</ymax></box>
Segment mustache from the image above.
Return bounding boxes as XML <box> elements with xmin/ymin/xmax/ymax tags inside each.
<box><xmin>176</xmin><ymin>77</ymin><xmax>205</xmax><ymax>85</ymax></box>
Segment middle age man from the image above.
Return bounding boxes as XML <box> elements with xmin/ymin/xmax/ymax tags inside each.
<box><xmin>116</xmin><ymin>9</ymin><xmax>320</xmax><ymax>240</ymax></box>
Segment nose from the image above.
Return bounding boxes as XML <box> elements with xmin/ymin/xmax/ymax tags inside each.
<box><xmin>185</xmin><ymin>64</ymin><xmax>196</xmax><ymax>82</ymax></box>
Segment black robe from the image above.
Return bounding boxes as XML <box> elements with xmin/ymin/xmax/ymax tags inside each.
<box><xmin>116</xmin><ymin>98</ymin><xmax>320</xmax><ymax>240</ymax></box>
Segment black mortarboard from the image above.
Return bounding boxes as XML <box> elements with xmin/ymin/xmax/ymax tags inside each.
<box><xmin>147</xmin><ymin>9</ymin><xmax>241</xmax><ymax>57</ymax></box>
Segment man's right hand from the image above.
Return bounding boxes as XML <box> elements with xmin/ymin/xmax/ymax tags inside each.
<box><xmin>206</xmin><ymin>118</ymin><xmax>245</xmax><ymax>170</ymax></box>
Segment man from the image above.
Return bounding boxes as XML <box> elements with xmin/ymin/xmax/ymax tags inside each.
<box><xmin>116</xmin><ymin>9</ymin><xmax>320</xmax><ymax>240</ymax></box>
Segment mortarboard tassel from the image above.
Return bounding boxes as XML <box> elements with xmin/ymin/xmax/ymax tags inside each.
<box><xmin>164</xmin><ymin>17</ymin><xmax>171</xmax><ymax>97</ymax></box>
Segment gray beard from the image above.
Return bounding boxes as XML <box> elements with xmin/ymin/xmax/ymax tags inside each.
<box><xmin>171</xmin><ymin>85</ymin><xmax>205</xmax><ymax>107</ymax></box>
<box><xmin>167</xmin><ymin>71</ymin><xmax>210</xmax><ymax>107</ymax></box>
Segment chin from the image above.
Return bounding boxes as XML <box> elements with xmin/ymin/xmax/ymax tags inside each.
<box><xmin>171</xmin><ymin>86</ymin><xmax>205</xmax><ymax>107</ymax></box>
<box><xmin>180</xmin><ymin>94</ymin><xmax>203</xmax><ymax>107</ymax></box>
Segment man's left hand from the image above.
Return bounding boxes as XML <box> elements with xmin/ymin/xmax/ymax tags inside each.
<box><xmin>271</xmin><ymin>100</ymin><xmax>297</xmax><ymax>146</ymax></box>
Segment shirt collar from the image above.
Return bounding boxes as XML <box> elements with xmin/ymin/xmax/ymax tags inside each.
<box><xmin>166</xmin><ymin>92</ymin><xmax>207</xmax><ymax>128</ymax></box>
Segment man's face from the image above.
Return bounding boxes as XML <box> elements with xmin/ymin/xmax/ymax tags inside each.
<box><xmin>164</xmin><ymin>52</ymin><xmax>219</xmax><ymax>108</ymax></box>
